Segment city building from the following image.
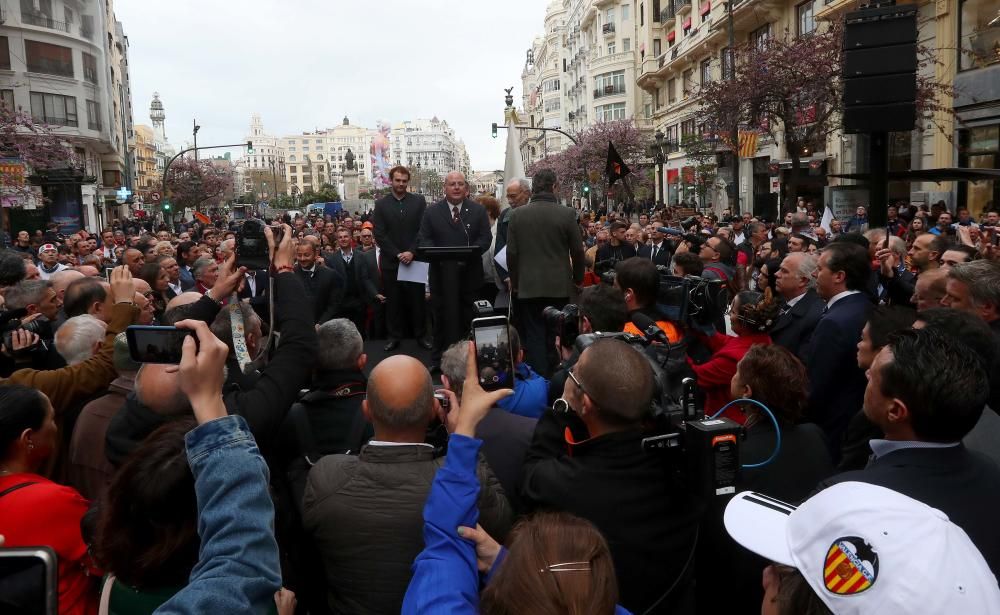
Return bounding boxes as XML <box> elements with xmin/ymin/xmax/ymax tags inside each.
<box><xmin>0</xmin><ymin>0</ymin><xmax>135</xmax><ymax>233</ymax></box>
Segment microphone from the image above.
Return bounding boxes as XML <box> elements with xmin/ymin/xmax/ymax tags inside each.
<box><xmin>632</xmin><ymin>312</ymin><xmax>670</xmax><ymax>345</ymax></box>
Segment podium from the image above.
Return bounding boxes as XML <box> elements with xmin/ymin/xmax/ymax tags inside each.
<box><xmin>417</xmin><ymin>245</ymin><xmax>480</xmax><ymax>357</ymax></box>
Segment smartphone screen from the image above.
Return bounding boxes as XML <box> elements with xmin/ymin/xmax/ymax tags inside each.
<box><xmin>125</xmin><ymin>325</ymin><xmax>195</xmax><ymax>364</ymax></box>
<box><xmin>472</xmin><ymin>316</ymin><xmax>514</xmax><ymax>391</ymax></box>
<box><xmin>0</xmin><ymin>548</ymin><xmax>58</xmax><ymax>614</ymax></box>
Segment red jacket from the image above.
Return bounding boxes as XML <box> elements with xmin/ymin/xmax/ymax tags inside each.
<box><xmin>687</xmin><ymin>332</ymin><xmax>772</xmax><ymax>424</ymax></box>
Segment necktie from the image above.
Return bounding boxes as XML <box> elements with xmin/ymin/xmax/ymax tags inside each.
<box><xmin>452</xmin><ymin>206</ymin><xmax>461</xmax><ymax>225</ymax></box>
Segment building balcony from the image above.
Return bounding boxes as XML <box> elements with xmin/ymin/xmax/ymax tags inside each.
<box><xmin>602</xmin><ymin>23</ymin><xmax>615</xmax><ymax>36</ymax></box>
<box><xmin>594</xmin><ymin>84</ymin><xmax>627</xmax><ymax>99</ymax></box>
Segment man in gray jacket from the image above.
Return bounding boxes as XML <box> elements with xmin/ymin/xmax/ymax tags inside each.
<box><xmin>302</xmin><ymin>354</ymin><xmax>511</xmax><ymax>615</ymax></box>
<box><xmin>507</xmin><ymin>169</ymin><xmax>585</xmax><ymax>377</ymax></box>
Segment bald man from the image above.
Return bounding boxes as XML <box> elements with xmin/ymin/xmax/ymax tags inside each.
<box><xmin>303</xmin><ymin>354</ymin><xmax>511</xmax><ymax>614</ymax></box>
<box><xmin>416</xmin><ymin>171</ymin><xmax>492</xmax><ymax>370</ymax></box>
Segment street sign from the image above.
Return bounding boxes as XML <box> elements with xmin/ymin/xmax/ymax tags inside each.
<box><xmin>115</xmin><ymin>187</ymin><xmax>132</xmax><ymax>205</ymax></box>
<box><xmin>151</xmin><ymin>191</ymin><xmax>161</xmax><ymax>203</ymax></box>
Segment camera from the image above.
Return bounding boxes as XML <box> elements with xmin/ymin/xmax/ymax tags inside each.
<box><xmin>543</xmin><ymin>304</ymin><xmax>580</xmax><ymax>347</ymax></box>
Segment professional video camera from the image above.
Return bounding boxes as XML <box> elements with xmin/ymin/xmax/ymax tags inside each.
<box><xmin>571</xmin><ymin>325</ymin><xmax>741</xmax><ymax>501</ymax></box>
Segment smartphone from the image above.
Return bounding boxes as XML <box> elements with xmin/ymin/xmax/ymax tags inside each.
<box><xmin>0</xmin><ymin>547</ymin><xmax>58</xmax><ymax>614</ymax></box>
<box><xmin>236</xmin><ymin>219</ymin><xmax>270</xmax><ymax>270</ymax></box>
<box><xmin>125</xmin><ymin>325</ymin><xmax>196</xmax><ymax>364</ymax></box>
<box><xmin>471</xmin><ymin>316</ymin><xmax>514</xmax><ymax>391</ymax></box>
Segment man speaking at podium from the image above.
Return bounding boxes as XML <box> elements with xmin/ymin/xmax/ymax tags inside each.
<box><xmin>417</xmin><ymin>171</ymin><xmax>491</xmax><ymax>370</ymax></box>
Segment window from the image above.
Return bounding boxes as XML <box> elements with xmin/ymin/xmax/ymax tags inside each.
<box><xmin>682</xmin><ymin>69</ymin><xmax>694</xmax><ymax>97</ymax></box>
<box><xmin>623</xmin><ymin>38</ymin><xmax>631</xmax><ymax>52</ymax></box>
<box><xmin>30</xmin><ymin>91</ymin><xmax>77</xmax><ymax>126</ymax></box>
<box><xmin>0</xmin><ymin>37</ymin><xmax>9</xmax><ymax>70</ymax></box>
<box><xmin>667</xmin><ymin>78</ymin><xmax>677</xmax><ymax>104</ymax></box>
<box><xmin>622</xmin><ymin>4</ymin><xmax>630</xmax><ymax>20</ymax></box>
<box><xmin>543</xmin><ymin>78</ymin><xmax>561</xmax><ymax>92</ymax></box>
<box><xmin>751</xmin><ymin>24</ymin><xmax>771</xmax><ymax>50</ymax></box>
<box><xmin>0</xmin><ymin>90</ymin><xmax>13</xmax><ymax>109</ymax></box>
<box><xmin>83</xmin><ymin>52</ymin><xmax>98</xmax><ymax>84</ymax></box>
<box><xmin>25</xmin><ymin>40</ymin><xmax>73</xmax><ymax>77</ymax></box>
<box><xmin>595</xmin><ymin>102</ymin><xmax>627</xmax><ymax>121</ymax></box>
<box><xmin>960</xmin><ymin>0</ymin><xmax>1000</xmax><ymax>71</ymax></box>
<box><xmin>608</xmin><ymin>42</ymin><xmax>616</xmax><ymax>54</ymax></box>
<box><xmin>797</xmin><ymin>1</ymin><xmax>816</xmax><ymax>36</ymax></box>
<box><xmin>85</xmin><ymin>99</ymin><xmax>100</xmax><ymax>130</ymax></box>
<box><xmin>700</xmin><ymin>58</ymin><xmax>712</xmax><ymax>84</ymax></box>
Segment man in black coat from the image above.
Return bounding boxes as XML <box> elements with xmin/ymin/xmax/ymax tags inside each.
<box><xmin>417</xmin><ymin>171</ymin><xmax>491</xmax><ymax>368</ymax></box>
<box><xmin>804</xmin><ymin>242</ymin><xmax>872</xmax><ymax>452</ymax></box>
<box><xmin>372</xmin><ymin>166</ymin><xmax>429</xmax><ymax>351</ymax></box>
<box><xmin>817</xmin><ymin>328</ymin><xmax>1000</xmax><ymax>578</ymax></box>
<box><xmin>521</xmin><ymin>338</ymin><xmax>701</xmax><ymax>614</ymax></box>
<box><xmin>294</xmin><ymin>239</ymin><xmax>343</xmax><ymax>325</ymax></box>
<box><xmin>323</xmin><ymin>228</ymin><xmax>370</xmax><ymax>337</ymax></box>
<box><xmin>771</xmin><ymin>252</ymin><xmax>824</xmax><ymax>361</ymax></box>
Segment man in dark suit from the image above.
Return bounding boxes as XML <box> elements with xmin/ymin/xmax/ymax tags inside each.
<box><xmin>818</xmin><ymin>328</ymin><xmax>1000</xmax><ymax>577</ymax></box>
<box><xmin>359</xmin><ymin>242</ymin><xmax>386</xmax><ymax>339</ymax></box>
<box><xmin>636</xmin><ymin>226</ymin><xmax>672</xmax><ymax>268</ymax></box>
<box><xmin>323</xmin><ymin>228</ymin><xmax>369</xmax><ymax>337</ymax></box>
<box><xmin>372</xmin><ymin>165</ymin><xmax>430</xmax><ymax>352</ymax></box>
<box><xmin>804</xmin><ymin>241</ymin><xmax>873</xmax><ymax>453</ymax></box>
<box><xmin>238</xmin><ymin>268</ymin><xmax>270</xmax><ymax>322</ymax></box>
<box><xmin>417</xmin><ymin>171</ymin><xmax>491</xmax><ymax>368</ymax></box>
<box><xmin>506</xmin><ymin>169</ymin><xmax>585</xmax><ymax>377</ymax></box>
<box><xmin>294</xmin><ymin>239</ymin><xmax>343</xmax><ymax>325</ymax></box>
<box><xmin>771</xmin><ymin>252</ymin><xmax>824</xmax><ymax>361</ymax></box>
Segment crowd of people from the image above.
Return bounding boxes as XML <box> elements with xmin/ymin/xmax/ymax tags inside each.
<box><xmin>1</xmin><ymin>165</ymin><xmax>999</xmax><ymax>615</ymax></box>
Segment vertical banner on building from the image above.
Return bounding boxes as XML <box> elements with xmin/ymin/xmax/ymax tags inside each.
<box><xmin>370</xmin><ymin>121</ymin><xmax>392</xmax><ymax>189</ymax></box>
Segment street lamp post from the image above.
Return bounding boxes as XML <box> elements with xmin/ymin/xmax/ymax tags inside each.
<box><xmin>653</xmin><ymin>129</ymin><xmax>665</xmax><ymax>208</ymax></box>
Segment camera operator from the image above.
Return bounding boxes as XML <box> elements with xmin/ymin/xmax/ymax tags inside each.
<box><xmin>521</xmin><ymin>337</ymin><xmax>701</xmax><ymax>614</ymax></box>
<box><xmin>548</xmin><ymin>284</ymin><xmax>628</xmax><ymax>405</ymax></box>
<box><xmin>613</xmin><ymin>257</ymin><xmax>682</xmax><ymax>344</ymax></box>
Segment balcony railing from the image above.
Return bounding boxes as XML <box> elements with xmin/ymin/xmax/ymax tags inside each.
<box><xmin>594</xmin><ymin>84</ymin><xmax>626</xmax><ymax>99</ymax></box>
<box><xmin>602</xmin><ymin>23</ymin><xmax>615</xmax><ymax>35</ymax></box>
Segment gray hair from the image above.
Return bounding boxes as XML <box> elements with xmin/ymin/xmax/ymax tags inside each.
<box><xmin>55</xmin><ymin>314</ymin><xmax>106</xmax><ymax>365</ymax></box>
<box><xmin>4</xmin><ymin>279</ymin><xmax>52</xmax><ymax>310</ymax></box>
<box><xmin>948</xmin><ymin>260</ymin><xmax>1000</xmax><ymax>308</ymax></box>
<box><xmin>316</xmin><ymin>318</ymin><xmax>363</xmax><ymax>371</ymax></box>
<box><xmin>795</xmin><ymin>253</ymin><xmax>819</xmax><ymax>290</ymax></box>
<box><xmin>192</xmin><ymin>257</ymin><xmax>215</xmax><ymax>280</ymax></box>
<box><xmin>440</xmin><ymin>341</ymin><xmax>469</xmax><ymax>398</ymax></box>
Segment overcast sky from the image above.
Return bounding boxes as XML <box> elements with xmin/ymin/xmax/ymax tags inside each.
<box><xmin>115</xmin><ymin>0</ymin><xmax>549</xmax><ymax>172</ymax></box>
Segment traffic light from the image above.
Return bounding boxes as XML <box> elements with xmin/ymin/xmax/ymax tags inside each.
<box><xmin>247</xmin><ymin>141</ymin><xmax>254</xmax><ymax>153</ymax></box>
<box><xmin>491</xmin><ymin>123</ymin><xmax>498</xmax><ymax>139</ymax></box>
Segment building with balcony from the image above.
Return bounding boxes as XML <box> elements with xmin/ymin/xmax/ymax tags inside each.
<box><xmin>0</xmin><ymin>0</ymin><xmax>135</xmax><ymax>234</ymax></box>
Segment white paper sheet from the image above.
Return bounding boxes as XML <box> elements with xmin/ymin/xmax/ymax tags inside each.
<box><xmin>494</xmin><ymin>246</ymin><xmax>508</xmax><ymax>271</ymax></box>
<box><xmin>398</xmin><ymin>260</ymin><xmax>429</xmax><ymax>284</ymax></box>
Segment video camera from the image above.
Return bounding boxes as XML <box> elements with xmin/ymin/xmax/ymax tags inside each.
<box><xmin>571</xmin><ymin>328</ymin><xmax>741</xmax><ymax>501</ymax></box>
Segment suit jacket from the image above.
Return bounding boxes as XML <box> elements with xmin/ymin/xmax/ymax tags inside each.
<box><xmin>804</xmin><ymin>292</ymin><xmax>872</xmax><ymax>448</ymax></box>
<box><xmin>372</xmin><ymin>192</ymin><xmax>427</xmax><ymax>270</ymax></box>
<box><xmin>637</xmin><ymin>241</ymin><xmax>672</xmax><ymax>268</ymax></box>
<box><xmin>417</xmin><ymin>198</ymin><xmax>492</xmax><ymax>286</ymax></box>
<box><xmin>295</xmin><ymin>265</ymin><xmax>344</xmax><ymax>324</ymax></box>
<box><xmin>819</xmin><ymin>444</ymin><xmax>1000</xmax><ymax>578</ymax></box>
<box><xmin>506</xmin><ymin>193</ymin><xmax>585</xmax><ymax>300</ymax></box>
<box><xmin>770</xmin><ymin>289</ymin><xmax>825</xmax><ymax>361</ymax></box>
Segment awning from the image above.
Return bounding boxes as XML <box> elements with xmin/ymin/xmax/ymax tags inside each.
<box><xmin>828</xmin><ymin>168</ymin><xmax>1000</xmax><ymax>184</ymax></box>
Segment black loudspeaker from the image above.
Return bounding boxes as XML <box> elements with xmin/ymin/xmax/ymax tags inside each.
<box><xmin>842</xmin><ymin>4</ymin><xmax>918</xmax><ymax>134</ymax></box>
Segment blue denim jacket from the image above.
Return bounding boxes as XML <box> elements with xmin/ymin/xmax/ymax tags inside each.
<box><xmin>402</xmin><ymin>433</ymin><xmax>631</xmax><ymax>615</ymax></box>
<box><xmin>154</xmin><ymin>415</ymin><xmax>281</xmax><ymax>614</ymax></box>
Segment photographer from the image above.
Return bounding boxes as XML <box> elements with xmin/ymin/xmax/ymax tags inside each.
<box><xmin>613</xmin><ymin>257</ymin><xmax>682</xmax><ymax>343</ymax></box>
<box><xmin>548</xmin><ymin>284</ymin><xmax>628</xmax><ymax>404</ymax></box>
<box><xmin>522</xmin><ymin>338</ymin><xmax>701</xmax><ymax>614</ymax></box>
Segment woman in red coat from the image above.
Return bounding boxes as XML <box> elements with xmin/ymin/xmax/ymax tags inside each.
<box><xmin>688</xmin><ymin>290</ymin><xmax>781</xmax><ymax>423</ymax></box>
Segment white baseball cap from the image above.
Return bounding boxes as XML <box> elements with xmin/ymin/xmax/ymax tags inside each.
<box><xmin>724</xmin><ymin>482</ymin><xmax>1000</xmax><ymax>615</ymax></box>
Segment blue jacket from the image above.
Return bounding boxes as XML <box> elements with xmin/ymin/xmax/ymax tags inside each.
<box><xmin>497</xmin><ymin>363</ymin><xmax>549</xmax><ymax>419</ymax></box>
<box><xmin>402</xmin><ymin>434</ymin><xmax>631</xmax><ymax>615</ymax></box>
<box><xmin>155</xmin><ymin>415</ymin><xmax>281</xmax><ymax>614</ymax></box>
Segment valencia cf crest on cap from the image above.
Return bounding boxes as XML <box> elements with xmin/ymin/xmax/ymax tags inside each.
<box><xmin>824</xmin><ymin>536</ymin><xmax>878</xmax><ymax>595</ymax></box>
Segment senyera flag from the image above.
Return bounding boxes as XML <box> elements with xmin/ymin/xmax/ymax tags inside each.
<box><xmin>606</xmin><ymin>141</ymin><xmax>631</xmax><ymax>186</ymax></box>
